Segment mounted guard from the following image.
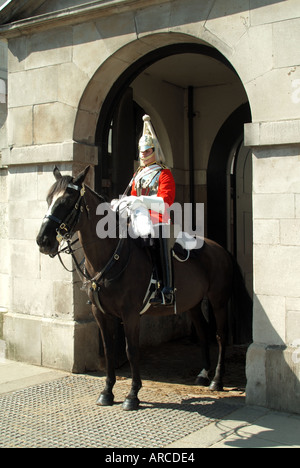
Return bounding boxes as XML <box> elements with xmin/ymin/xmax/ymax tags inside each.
<box><xmin>36</xmin><ymin>113</ymin><xmax>252</xmax><ymax>411</ymax></box>
<box><xmin>36</xmin><ymin>162</ymin><xmax>252</xmax><ymax>410</ymax></box>
<box><xmin>129</xmin><ymin>115</ymin><xmax>176</xmax><ymax>306</ymax></box>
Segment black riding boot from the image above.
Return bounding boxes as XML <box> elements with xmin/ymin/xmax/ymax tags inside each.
<box><xmin>150</xmin><ymin>234</ymin><xmax>174</xmax><ymax>306</ymax></box>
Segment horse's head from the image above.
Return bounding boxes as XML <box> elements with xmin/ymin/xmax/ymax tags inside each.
<box><xmin>36</xmin><ymin>166</ymin><xmax>90</xmax><ymax>255</ymax></box>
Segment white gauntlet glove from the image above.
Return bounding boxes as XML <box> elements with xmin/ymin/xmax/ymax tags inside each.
<box><xmin>138</xmin><ymin>196</ymin><xmax>165</xmax><ymax>214</ymax></box>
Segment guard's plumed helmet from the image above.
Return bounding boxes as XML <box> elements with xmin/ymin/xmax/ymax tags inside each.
<box><xmin>138</xmin><ymin>114</ymin><xmax>165</xmax><ymax>163</ymax></box>
<box><xmin>138</xmin><ymin>133</ymin><xmax>154</xmax><ymax>151</ymax></box>
<box><xmin>138</xmin><ymin>115</ymin><xmax>154</xmax><ymax>151</ymax></box>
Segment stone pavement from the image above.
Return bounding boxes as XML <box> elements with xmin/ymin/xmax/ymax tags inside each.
<box><xmin>0</xmin><ymin>358</ymin><xmax>299</xmax><ymax>449</ymax></box>
<box><xmin>168</xmin><ymin>405</ymin><xmax>300</xmax><ymax>448</ymax></box>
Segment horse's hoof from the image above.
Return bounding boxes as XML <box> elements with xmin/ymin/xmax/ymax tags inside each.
<box><xmin>209</xmin><ymin>381</ymin><xmax>223</xmax><ymax>392</ymax></box>
<box><xmin>122</xmin><ymin>397</ymin><xmax>140</xmax><ymax>411</ymax></box>
<box><xmin>96</xmin><ymin>392</ymin><xmax>114</xmax><ymax>406</ymax></box>
<box><xmin>195</xmin><ymin>376</ymin><xmax>210</xmax><ymax>387</ymax></box>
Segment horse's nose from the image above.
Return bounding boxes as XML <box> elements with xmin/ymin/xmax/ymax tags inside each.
<box><xmin>36</xmin><ymin>234</ymin><xmax>44</xmax><ymax>247</ymax></box>
<box><xmin>36</xmin><ymin>234</ymin><xmax>51</xmax><ymax>251</ymax></box>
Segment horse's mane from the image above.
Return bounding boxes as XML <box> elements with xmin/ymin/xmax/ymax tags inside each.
<box><xmin>46</xmin><ymin>175</ymin><xmax>73</xmax><ymax>205</ymax></box>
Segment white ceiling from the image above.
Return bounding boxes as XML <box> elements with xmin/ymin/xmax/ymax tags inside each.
<box><xmin>140</xmin><ymin>53</ymin><xmax>240</xmax><ymax>89</ymax></box>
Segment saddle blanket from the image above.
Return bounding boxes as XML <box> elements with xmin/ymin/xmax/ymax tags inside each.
<box><xmin>174</xmin><ymin>230</ymin><xmax>203</xmax><ymax>251</ymax></box>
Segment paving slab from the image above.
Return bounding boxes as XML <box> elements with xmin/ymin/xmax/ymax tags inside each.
<box><xmin>1</xmin><ymin>359</ymin><xmax>299</xmax><ymax>449</ymax></box>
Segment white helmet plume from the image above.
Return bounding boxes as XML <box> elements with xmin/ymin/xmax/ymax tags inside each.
<box><xmin>138</xmin><ymin>114</ymin><xmax>165</xmax><ymax>164</ymax></box>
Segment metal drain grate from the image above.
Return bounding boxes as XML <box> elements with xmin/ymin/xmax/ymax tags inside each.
<box><xmin>0</xmin><ymin>375</ymin><xmax>235</xmax><ymax>448</ymax></box>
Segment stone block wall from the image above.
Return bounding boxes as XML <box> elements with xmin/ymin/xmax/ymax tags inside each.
<box><xmin>3</xmin><ymin>163</ymin><xmax>99</xmax><ymax>372</ymax></box>
<box><xmin>0</xmin><ymin>23</ymin><xmax>101</xmax><ymax>371</ymax></box>
<box><xmin>245</xmin><ymin>144</ymin><xmax>300</xmax><ymax>413</ymax></box>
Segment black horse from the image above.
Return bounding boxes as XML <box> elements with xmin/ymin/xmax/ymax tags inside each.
<box><xmin>36</xmin><ymin>166</ymin><xmax>252</xmax><ymax>410</ymax></box>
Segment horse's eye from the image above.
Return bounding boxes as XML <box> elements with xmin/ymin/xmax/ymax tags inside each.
<box><xmin>64</xmin><ymin>195</ymin><xmax>76</xmax><ymax>206</ymax></box>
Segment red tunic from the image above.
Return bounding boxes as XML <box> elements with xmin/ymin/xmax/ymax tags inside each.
<box><xmin>131</xmin><ymin>167</ymin><xmax>176</xmax><ymax>224</ymax></box>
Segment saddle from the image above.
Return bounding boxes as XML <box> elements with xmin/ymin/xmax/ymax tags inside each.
<box><xmin>172</xmin><ymin>230</ymin><xmax>204</xmax><ymax>260</ymax></box>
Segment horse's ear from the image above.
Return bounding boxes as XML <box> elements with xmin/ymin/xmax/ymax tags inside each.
<box><xmin>53</xmin><ymin>166</ymin><xmax>62</xmax><ymax>180</ymax></box>
<box><xmin>73</xmin><ymin>165</ymin><xmax>90</xmax><ymax>186</ymax></box>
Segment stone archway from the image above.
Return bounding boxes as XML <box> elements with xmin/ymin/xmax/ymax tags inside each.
<box><xmin>73</xmin><ymin>33</ymin><xmax>249</xmax><ymax>207</ymax></box>
<box><xmin>73</xmin><ymin>33</ymin><xmax>239</xmax><ymax>146</ymax></box>
<box><xmin>72</xmin><ymin>32</ymin><xmax>253</xmax><ymax>351</ymax></box>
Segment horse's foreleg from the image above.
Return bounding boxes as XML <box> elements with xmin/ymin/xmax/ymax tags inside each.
<box><xmin>122</xmin><ymin>315</ymin><xmax>142</xmax><ymax>411</ymax></box>
<box><xmin>92</xmin><ymin>306</ymin><xmax>116</xmax><ymax>406</ymax></box>
<box><xmin>210</xmin><ymin>305</ymin><xmax>227</xmax><ymax>391</ymax></box>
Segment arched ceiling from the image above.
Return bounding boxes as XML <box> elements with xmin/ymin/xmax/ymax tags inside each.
<box><xmin>137</xmin><ymin>52</ymin><xmax>241</xmax><ymax>90</ymax></box>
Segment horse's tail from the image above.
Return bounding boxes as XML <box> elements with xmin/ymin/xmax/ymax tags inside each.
<box><xmin>229</xmin><ymin>254</ymin><xmax>253</xmax><ymax>345</ymax></box>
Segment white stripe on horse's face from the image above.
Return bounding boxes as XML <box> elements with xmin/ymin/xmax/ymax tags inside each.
<box><xmin>43</xmin><ymin>191</ymin><xmax>65</xmax><ymax>224</ymax></box>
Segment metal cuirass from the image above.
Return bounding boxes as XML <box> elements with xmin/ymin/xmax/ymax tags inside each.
<box><xmin>135</xmin><ymin>169</ymin><xmax>162</xmax><ymax>197</ymax></box>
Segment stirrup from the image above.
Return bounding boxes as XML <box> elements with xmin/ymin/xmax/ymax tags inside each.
<box><xmin>150</xmin><ymin>290</ymin><xmax>163</xmax><ymax>305</ymax></box>
<box><xmin>162</xmin><ymin>288</ymin><xmax>174</xmax><ymax>305</ymax></box>
<box><xmin>150</xmin><ymin>288</ymin><xmax>174</xmax><ymax>306</ymax></box>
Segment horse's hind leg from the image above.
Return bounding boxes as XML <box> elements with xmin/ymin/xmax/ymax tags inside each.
<box><xmin>188</xmin><ymin>304</ymin><xmax>211</xmax><ymax>387</ymax></box>
<box><xmin>209</xmin><ymin>305</ymin><xmax>227</xmax><ymax>391</ymax></box>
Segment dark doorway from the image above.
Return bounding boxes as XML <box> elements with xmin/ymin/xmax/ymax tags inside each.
<box><xmin>207</xmin><ymin>103</ymin><xmax>251</xmax><ymax>249</ymax></box>
<box><xmin>207</xmin><ymin>103</ymin><xmax>253</xmax><ymax>344</ymax></box>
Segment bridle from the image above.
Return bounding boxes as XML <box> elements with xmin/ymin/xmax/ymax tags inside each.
<box><xmin>45</xmin><ymin>182</ymin><xmax>89</xmax><ymax>247</ymax></box>
<box><xmin>45</xmin><ymin>181</ymin><xmax>92</xmax><ymax>277</ymax></box>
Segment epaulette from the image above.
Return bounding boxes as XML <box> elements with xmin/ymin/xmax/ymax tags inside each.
<box><xmin>156</xmin><ymin>162</ymin><xmax>168</xmax><ymax>170</ymax></box>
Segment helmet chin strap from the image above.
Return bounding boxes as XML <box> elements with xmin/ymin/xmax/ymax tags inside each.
<box><xmin>140</xmin><ymin>150</ymin><xmax>156</xmax><ymax>165</ymax></box>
